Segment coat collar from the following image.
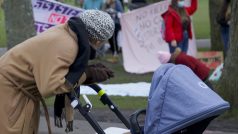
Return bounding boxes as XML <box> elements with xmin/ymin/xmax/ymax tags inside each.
<box><xmin>64</xmin><ymin>23</ymin><xmax>78</xmax><ymax>43</ymax></box>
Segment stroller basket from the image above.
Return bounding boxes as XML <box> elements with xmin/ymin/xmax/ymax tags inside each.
<box><xmin>142</xmin><ymin>64</ymin><xmax>230</xmax><ymax>134</ymax></box>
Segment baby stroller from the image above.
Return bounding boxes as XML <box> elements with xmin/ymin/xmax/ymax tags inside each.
<box><xmin>130</xmin><ymin>64</ymin><xmax>230</xmax><ymax>134</ymax></box>
<box><xmin>67</xmin><ymin>64</ymin><xmax>229</xmax><ymax>134</ymax></box>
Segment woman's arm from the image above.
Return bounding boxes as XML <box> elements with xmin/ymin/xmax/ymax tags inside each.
<box><xmin>185</xmin><ymin>0</ymin><xmax>198</xmax><ymax>15</ymax></box>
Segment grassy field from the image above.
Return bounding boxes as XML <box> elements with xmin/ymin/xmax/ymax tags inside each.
<box><xmin>193</xmin><ymin>0</ymin><xmax>210</xmax><ymax>39</ymax></box>
<box><xmin>0</xmin><ymin>8</ymin><xmax>6</xmax><ymax>48</ymax></box>
<box><xmin>45</xmin><ymin>95</ymin><xmax>148</xmax><ymax>110</ymax></box>
<box><xmin>0</xmin><ymin>0</ymin><xmax>210</xmax><ymax>48</ymax></box>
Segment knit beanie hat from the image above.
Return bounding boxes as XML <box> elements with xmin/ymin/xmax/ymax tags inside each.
<box><xmin>79</xmin><ymin>9</ymin><xmax>115</xmax><ymax>41</ymax></box>
<box><xmin>157</xmin><ymin>51</ymin><xmax>171</xmax><ymax>64</ymax></box>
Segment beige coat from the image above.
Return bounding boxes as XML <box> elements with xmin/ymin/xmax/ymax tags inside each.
<box><xmin>0</xmin><ymin>24</ymin><xmax>86</xmax><ymax>134</ymax></box>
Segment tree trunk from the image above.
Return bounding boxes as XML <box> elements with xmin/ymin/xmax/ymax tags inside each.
<box><xmin>3</xmin><ymin>0</ymin><xmax>35</xmax><ymax>49</ymax></box>
<box><xmin>209</xmin><ymin>0</ymin><xmax>223</xmax><ymax>51</ymax></box>
<box><xmin>217</xmin><ymin>0</ymin><xmax>238</xmax><ymax>112</ymax></box>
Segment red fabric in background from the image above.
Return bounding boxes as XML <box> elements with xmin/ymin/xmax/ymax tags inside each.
<box><xmin>175</xmin><ymin>52</ymin><xmax>210</xmax><ymax>81</ymax></box>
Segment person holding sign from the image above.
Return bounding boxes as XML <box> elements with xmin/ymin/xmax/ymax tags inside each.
<box><xmin>0</xmin><ymin>10</ymin><xmax>114</xmax><ymax>134</ymax></box>
<box><xmin>162</xmin><ymin>0</ymin><xmax>197</xmax><ymax>53</ymax></box>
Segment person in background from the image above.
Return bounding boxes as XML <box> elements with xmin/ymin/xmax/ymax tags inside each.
<box><xmin>104</xmin><ymin>0</ymin><xmax>124</xmax><ymax>63</ymax></box>
<box><xmin>162</xmin><ymin>0</ymin><xmax>197</xmax><ymax>54</ymax></box>
<box><xmin>157</xmin><ymin>48</ymin><xmax>213</xmax><ymax>89</ymax></box>
<box><xmin>216</xmin><ymin>0</ymin><xmax>231</xmax><ymax>57</ymax></box>
<box><xmin>128</xmin><ymin>0</ymin><xmax>148</xmax><ymax>10</ymax></box>
<box><xmin>0</xmin><ymin>10</ymin><xmax>114</xmax><ymax>134</ymax></box>
<box><xmin>119</xmin><ymin>0</ymin><xmax>125</xmax><ymax>10</ymax></box>
<box><xmin>83</xmin><ymin>0</ymin><xmax>104</xmax><ymax>10</ymax></box>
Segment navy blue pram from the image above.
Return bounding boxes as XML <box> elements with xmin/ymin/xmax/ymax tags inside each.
<box><xmin>130</xmin><ymin>64</ymin><xmax>230</xmax><ymax>134</ymax></box>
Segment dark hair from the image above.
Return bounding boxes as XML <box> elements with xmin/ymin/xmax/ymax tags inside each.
<box><xmin>170</xmin><ymin>0</ymin><xmax>189</xmax><ymax>22</ymax></box>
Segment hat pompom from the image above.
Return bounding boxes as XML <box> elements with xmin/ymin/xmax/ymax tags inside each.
<box><xmin>157</xmin><ymin>51</ymin><xmax>171</xmax><ymax>64</ymax></box>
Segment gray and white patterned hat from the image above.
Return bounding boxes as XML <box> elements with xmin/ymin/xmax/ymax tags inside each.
<box><xmin>79</xmin><ymin>9</ymin><xmax>115</xmax><ymax>41</ymax></box>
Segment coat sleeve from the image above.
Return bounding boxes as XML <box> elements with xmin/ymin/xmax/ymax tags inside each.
<box><xmin>185</xmin><ymin>0</ymin><xmax>198</xmax><ymax>15</ymax></box>
<box><xmin>32</xmin><ymin>34</ymin><xmax>86</xmax><ymax>97</ymax></box>
<box><xmin>164</xmin><ymin>14</ymin><xmax>176</xmax><ymax>42</ymax></box>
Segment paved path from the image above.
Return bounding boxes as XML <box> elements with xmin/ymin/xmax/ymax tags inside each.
<box><xmin>38</xmin><ymin>116</ymin><xmax>237</xmax><ymax>134</ymax></box>
<box><xmin>196</xmin><ymin>39</ymin><xmax>211</xmax><ymax>48</ymax></box>
<box><xmin>39</xmin><ymin>116</ymin><xmax>127</xmax><ymax>134</ymax></box>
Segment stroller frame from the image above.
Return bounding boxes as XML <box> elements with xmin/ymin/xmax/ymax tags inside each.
<box><xmin>67</xmin><ymin>84</ymin><xmax>131</xmax><ymax>134</ymax></box>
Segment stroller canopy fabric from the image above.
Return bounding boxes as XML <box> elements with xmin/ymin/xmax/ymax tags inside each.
<box><xmin>144</xmin><ymin>64</ymin><xmax>230</xmax><ymax>134</ymax></box>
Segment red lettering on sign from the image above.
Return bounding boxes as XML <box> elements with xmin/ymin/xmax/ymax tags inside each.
<box><xmin>48</xmin><ymin>13</ymin><xmax>68</xmax><ymax>24</ymax></box>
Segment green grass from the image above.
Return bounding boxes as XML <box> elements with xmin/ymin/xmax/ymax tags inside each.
<box><xmin>45</xmin><ymin>95</ymin><xmax>148</xmax><ymax>110</ymax></box>
<box><xmin>0</xmin><ymin>8</ymin><xmax>6</xmax><ymax>47</ymax></box>
<box><xmin>193</xmin><ymin>0</ymin><xmax>210</xmax><ymax>39</ymax></box>
<box><xmin>62</xmin><ymin>0</ymin><xmax>76</xmax><ymax>6</ymax></box>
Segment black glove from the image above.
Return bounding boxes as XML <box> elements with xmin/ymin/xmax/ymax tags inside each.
<box><xmin>54</xmin><ymin>94</ymin><xmax>65</xmax><ymax>128</ymax></box>
<box><xmin>83</xmin><ymin>63</ymin><xmax>114</xmax><ymax>84</ymax></box>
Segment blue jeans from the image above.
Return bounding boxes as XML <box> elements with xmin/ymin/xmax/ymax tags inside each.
<box><xmin>169</xmin><ymin>31</ymin><xmax>189</xmax><ymax>53</ymax></box>
<box><xmin>221</xmin><ymin>26</ymin><xmax>230</xmax><ymax>54</ymax></box>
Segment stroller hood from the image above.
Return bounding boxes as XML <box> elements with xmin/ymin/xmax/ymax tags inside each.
<box><xmin>144</xmin><ymin>64</ymin><xmax>230</xmax><ymax>134</ymax></box>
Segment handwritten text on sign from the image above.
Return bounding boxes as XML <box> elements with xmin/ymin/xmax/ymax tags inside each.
<box><xmin>120</xmin><ymin>1</ymin><xmax>169</xmax><ymax>73</ymax></box>
<box><xmin>133</xmin><ymin>3</ymin><xmax>168</xmax><ymax>53</ymax></box>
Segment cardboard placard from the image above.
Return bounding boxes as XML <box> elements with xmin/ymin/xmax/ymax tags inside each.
<box><xmin>196</xmin><ymin>51</ymin><xmax>223</xmax><ymax>69</ymax></box>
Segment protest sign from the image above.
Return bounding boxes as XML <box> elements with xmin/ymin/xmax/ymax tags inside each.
<box><xmin>32</xmin><ymin>0</ymin><xmax>84</xmax><ymax>33</ymax></box>
<box><xmin>120</xmin><ymin>1</ymin><xmax>197</xmax><ymax>73</ymax></box>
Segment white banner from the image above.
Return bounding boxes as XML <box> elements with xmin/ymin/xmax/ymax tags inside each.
<box><xmin>32</xmin><ymin>0</ymin><xmax>84</xmax><ymax>33</ymax></box>
<box><xmin>120</xmin><ymin>1</ymin><xmax>197</xmax><ymax>74</ymax></box>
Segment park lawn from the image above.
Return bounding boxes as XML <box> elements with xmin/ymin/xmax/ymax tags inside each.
<box><xmin>45</xmin><ymin>95</ymin><xmax>148</xmax><ymax>110</ymax></box>
<box><xmin>0</xmin><ymin>8</ymin><xmax>6</xmax><ymax>48</ymax></box>
<box><xmin>193</xmin><ymin>0</ymin><xmax>210</xmax><ymax>39</ymax></box>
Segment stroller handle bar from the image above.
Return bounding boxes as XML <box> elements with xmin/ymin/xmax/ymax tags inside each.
<box><xmin>89</xmin><ymin>84</ymin><xmax>131</xmax><ymax>129</ymax></box>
